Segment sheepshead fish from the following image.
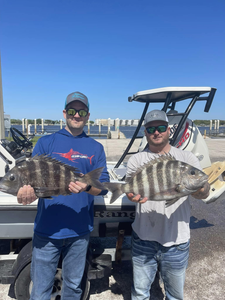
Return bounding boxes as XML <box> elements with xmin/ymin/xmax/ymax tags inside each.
<box><xmin>103</xmin><ymin>154</ymin><xmax>209</xmax><ymax>206</ymax></box>
<box><xmin>0</xmin><ymin>155</ymin><xmax>105</xmax><ymax>198</ymax></box>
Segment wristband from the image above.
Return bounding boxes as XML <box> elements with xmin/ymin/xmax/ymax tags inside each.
<box><xmin>86</xmin><ymin>185</ymin><xmax>92</xmax><ymax>192</ymax></box>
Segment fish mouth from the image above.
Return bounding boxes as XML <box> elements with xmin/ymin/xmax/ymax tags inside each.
<box><xmin>185</xmin><ymin>177</ymin><xmax>209</xmax><ymax>191</ymax></box>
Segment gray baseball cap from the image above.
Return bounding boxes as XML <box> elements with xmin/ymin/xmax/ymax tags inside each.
<box><xmin>64</xmin><ymin>92</ymin><xmax>89</xmax><ymax>110</ymax></box>
<box><xmin>144</xmin><ymin>110</ymin><xmax>168</xmax><ymax>126</ymax></box>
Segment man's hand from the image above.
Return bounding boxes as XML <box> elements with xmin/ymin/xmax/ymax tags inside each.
<box><xmin>17</xmin><ymin>185</ymin><xmax>38</xmax><ymax>205</ymax></box>
<box><xmin>191</xmin><ymin>182</ymin><xmax>210</xmax><ymax>199</ymax></box>
<box><xmin>68</xmin><ymin>181</ymin><xmax>88</xmax><ymax>194</ymax></box>
<box><xmin>126</xmin><ymin>193</ymin><xmax>148</xmax><ymax>204</ymax></box>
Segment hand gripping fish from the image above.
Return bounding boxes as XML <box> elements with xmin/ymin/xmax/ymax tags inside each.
<box><xmin>0</xmin><ymin>155</ymin><xmax>105</xmax><ymax>198</ymax></box>
<box><xmin>103</xmin><ymin>154</ymin><xmax>209</xmax><ymax>206</ymax></box>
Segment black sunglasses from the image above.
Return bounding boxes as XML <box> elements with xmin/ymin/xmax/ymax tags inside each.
<box><xmin>146</xmin><ymin>125</ymin><xmax>168</xmax><ymax>134</ymax></box>
<box><xmin>66</xmin><ymin>108</ymin><xmax>88</xmax><ymax>117</ymax></box>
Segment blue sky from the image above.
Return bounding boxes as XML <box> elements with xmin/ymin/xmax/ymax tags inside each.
<box><xmin>0</xmin><ymin>0</ymin><xmax>224</xmax><ymax>122</ymax></box>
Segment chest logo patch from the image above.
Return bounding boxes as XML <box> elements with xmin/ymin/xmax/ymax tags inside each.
<box><xmin>54</xmin><ymin>149</ymin><xmax>94</xmax><ymax>164</ymax></box>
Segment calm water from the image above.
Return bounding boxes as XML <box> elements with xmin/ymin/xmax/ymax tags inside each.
<box><xmin>5</xmin><ymin>124</ymin><xmax>225</xmax><ymax>139</ymax></box>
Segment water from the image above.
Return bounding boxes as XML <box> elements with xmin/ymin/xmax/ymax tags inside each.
<box><xmin>5</xmin><ymin>125</ymin><xmax>225</xmax><ymax>139</ymax></box>
<box><xmin>5</xmin><ymin>124</ymin><xmax>145</xmax><ymax>139</ymax></box>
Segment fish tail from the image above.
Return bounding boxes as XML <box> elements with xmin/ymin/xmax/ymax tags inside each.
<box><xmin>81</xmin><ymin>167</ymin><xmax>105</xmax><ymax>190</ymax></box>
<box><xmin>102</xmin><ymin>182</ymin><xmax>124</xmax><ymax>203</ymax></box>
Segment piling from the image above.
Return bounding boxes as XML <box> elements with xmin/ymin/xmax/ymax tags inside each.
<box><xmin>108</xmin><ymin>118</ymin><xmax>111</xmax><ymax>133</ymax></box>
<box><xmin>22</xmin><ymin>119</ymin><xmax>25</xmax><ymax>134</ymax></box>
<box><xmin>34</xmin><ymin>119</ymin><xmax>37</xmax><ymax>134</ymax></box>
<box><xmin>41</xmin><ymin>119</ymin><xmax>44</xmax><ymax>134</ymax></box>
<box><xmin>25</xmin><ymin>119</ymin><xmax>28</xmax><ymax>137</ymax></box>
<box><xmin>204</xmin><ymin>129</ymin><xmax>206</xmax><ymax>139</ymax></box>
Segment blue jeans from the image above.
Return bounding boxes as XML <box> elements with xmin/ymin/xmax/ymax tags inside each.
<box><xmin>131</xmin><ymin>231</ymin><xmax>190</xmax><ymax>300</ymax></box>
<box><xmin>30</xmin><ymin>232</ymin><xmax>90</xmax><ymax>300</ymax></box>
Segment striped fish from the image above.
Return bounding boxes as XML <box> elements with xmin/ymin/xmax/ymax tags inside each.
<box><xmin>0</xmin><ymin>155</ymin><xmax>105</xmax><ymax>198</ymax></box>
<box><xmin>103</xmin><ymin>154</ymin><xmax>208</xmax><ymax>206</ymax></box>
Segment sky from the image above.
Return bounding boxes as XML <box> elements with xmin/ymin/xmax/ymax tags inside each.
<box><xmin>0</xmin><ymin>0</ymin><xmax>225</xmax><ymax>123</ymax></box>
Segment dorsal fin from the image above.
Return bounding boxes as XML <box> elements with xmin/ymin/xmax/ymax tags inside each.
<box><xmin>31</xmin><ymin>154</ymin><xmax>82</xmax><ymax>174</ymax></box>
<box><xmin>126</xmin><ymin>153</ymin><xmax>176</xmax><ymax>182</ymax></box>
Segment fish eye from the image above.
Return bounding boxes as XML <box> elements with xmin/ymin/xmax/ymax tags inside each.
<box><xmin>191</xmin><ymin>170</ymin><xmax>195</xmax><ymax>175</ymax></box>
<box><xmin>9</xmin><ymin>174</ymin><xmax>15</xmax><ymax>181</ymax></box>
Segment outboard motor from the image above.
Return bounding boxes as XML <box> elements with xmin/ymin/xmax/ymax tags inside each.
<box><xmin>167</xmin><ymin>111</ymin><xmax>212</xmax><ymax>169</ymax></box>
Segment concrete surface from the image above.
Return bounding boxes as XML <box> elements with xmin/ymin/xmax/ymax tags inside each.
<box><xmin>0</xmin><ymin>137</ymin><xmax>225</xmax><ymax>299</ymax></box>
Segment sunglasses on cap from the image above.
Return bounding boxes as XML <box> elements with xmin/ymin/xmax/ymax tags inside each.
<box><xmin>146</xmin><ymin>125</ymin><xmax>168</xmax><ymax>134</ymax></box>
<box><xmin>66</xmin><ymin>108</ymin><xmax>88</xmax><ymax>117</ymax></box>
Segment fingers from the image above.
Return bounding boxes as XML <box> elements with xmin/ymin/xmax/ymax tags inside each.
<box><xmin>191</xmin><ymin>182</ymin><xmax>210</xmax><ymax>199</ymax></box>
<box><xmin>126</xmin><ymin>193</ymin><xmax>148</xmax><ymax>204</ymax></box>
<box><xmin>204</xmin><ymin>182</ymin><xmax>210</xmax><ymax>193</ymax></box>
<box><xmin>68</xmin><ymin>181</ymin><xmax>88</xmax><ymax>194</ymax></box>
<box><xmin>17</xmin><ymin>185</ymin><xmax>37</xmax><ymax>205</ymax></box>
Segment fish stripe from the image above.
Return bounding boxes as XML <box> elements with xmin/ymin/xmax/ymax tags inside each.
<box><xmin>22</xmin><ymin>161</ymin><xmax>29</xmax><ymax>185</ymax></box>
<box><xmin>59</xmin><ymin>164</ymin><xmax>65</xmax><ymax>194</ymax></box>
<box><xmin>53</xmin><ymin>162</ymin><xmax>60</xmax><ymax>194</ymax></box>
<box><xmin>142</xmin><ymin>167</ymin><xmax>150</xmax><ymax>198</ymax></box>
<box><xmin>132</xmin><ymin>175</ymin><xmax>139</xmax><ymax>195</ymax></box>
<box><xmin>136</xmin><ymin>171</ymin><xmax>143</xmax><ymax>196</ymax></box>
<box><xmin>47</xmin><ymin>162</ymin><xmax>57</xmax><ymax>195</ymax></box>
<box><xmin>156</xmin><ymin>162</ymin><xmax>164</xmax><ymax>190</ymax></box>
<box><xmin>147</xmin><ymin>164</ymin><xmax>154</xmax><ymax>198</ymax></box>
<box><xmin>171</xmin><ymin>161</ymin><xmax>179</xmax><ymax>183</ymax></box>
<box><xmin>64</xmin><ymin>166</ymin><xmax>72</xmax><ymax>193</ymax></box>
<box><xmin>40</xmin><ymin>159</ymin><xmax>49</xmax><ymax>186</ymax></box>
<box><xmin>161</xmin><ymin>162</ymin><xmax>168</xmax><ymax>191</ymax></box>
<box><xmin>165</xmin><ymin>160</ymin><xmax>173</xmax><ymax>189</ymax></box>
<box><xmin>28</xmin><ymin>160</ymin><xmax>37</xmax><ymax>185</ymax></box>
<box><xmin>152</xmin><ymin>163</ymin><xmax>160</xmax><ymax>195</ymax></box>
<box><xmin>127</xmin><ymin>177</ymin><xmax>135</xmax><ymax>194</ymax></box>
<box><xmin>52</xmin><ymin>162</ymin><xmax>60</xmax><ymax>190</ymax></box>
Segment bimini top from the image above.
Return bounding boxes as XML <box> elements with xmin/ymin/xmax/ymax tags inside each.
<box><xmin>128</xmin><ymin>86</ymin><xmax>215</xmax><ymax>103</ymax></box>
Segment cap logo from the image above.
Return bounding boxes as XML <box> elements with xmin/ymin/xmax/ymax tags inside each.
<box><xmin>151</xmin><ymin>113</ymin><xmax>159</xmax><ymax>118</ymax></box>
<box><xmin>71</xmin><ymin>92</ymin><xmax>86</xmax><ymax>100</ymax></box>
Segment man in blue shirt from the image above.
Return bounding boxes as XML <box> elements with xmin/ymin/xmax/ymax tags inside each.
<box><xmin>17</xmin><ymin>91</ymin><xmax>109</xmax><ymax>300</ymax></box>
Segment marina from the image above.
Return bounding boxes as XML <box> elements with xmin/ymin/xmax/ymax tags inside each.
<box><xmin>5</xmin><ymin>124</ymin><xmax>225</xmax><ymax>139</ymax></box>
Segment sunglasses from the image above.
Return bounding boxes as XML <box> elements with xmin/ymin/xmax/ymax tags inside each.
<box><xmin>66</xmin><ymin>108</ymin><xmax>88</xmax><ymax>117</ymax></box>
<box><xmin>146</xmin><ymin>125</ymin><xmax>168</xmax><ymax>134</ymax></box>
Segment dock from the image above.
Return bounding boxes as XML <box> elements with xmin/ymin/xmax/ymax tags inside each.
<box><xmin>96</xmin><ymin>135</ymin><xmax>225</xmax><ymax>163</ymax></box>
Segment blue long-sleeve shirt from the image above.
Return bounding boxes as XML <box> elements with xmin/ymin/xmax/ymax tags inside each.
<box><xmin>32</xmin><ymin>128</ymin><xmax>109</xmax><ymax>239</ymax></box>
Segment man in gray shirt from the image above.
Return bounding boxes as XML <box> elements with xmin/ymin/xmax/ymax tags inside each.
<box><xmin>126</xmin><ymin>109</ymin><xmax>210</xmax><ymax>300</ymax></box>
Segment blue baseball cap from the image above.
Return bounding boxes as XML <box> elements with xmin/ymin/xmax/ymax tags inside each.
<box><xmin>64</xmin><ymin>92</ymin><xmax>89</xmax><ymax>110</ymax></box>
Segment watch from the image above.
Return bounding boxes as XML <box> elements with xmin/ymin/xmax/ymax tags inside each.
<box><xmin>86</xmin><ymin>185</ymin><xmax>92</xmax><ymax>192</ymax></box>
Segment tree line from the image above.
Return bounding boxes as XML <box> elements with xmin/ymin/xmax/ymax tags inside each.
<box><xmin>193</xmin><ymin>120</ymin><xmax>225</xmax><ymax>126</ymax></box>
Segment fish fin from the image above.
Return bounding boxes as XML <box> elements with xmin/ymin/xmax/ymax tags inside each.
<box><xmin>102</xmin><ymin>182</ymin><xmax>125</xmax><ymax>203</ymax></box>
<box><xmin>130</xmin><ymin>153</ymin><xmax>176</xmax><ymax>178</ymax></box>
<box><xmin>32</xmin><ymin>154</ymin><xmax>81</xmax><ymax>173</ymax></box>
<box><xmin>165</xmin><ymin>197</ymin><xmax>180</xmax><ymax>207</ymax></box>
<box><xmin>175</xmin><ymin>184</ymin><xmax>187</xmax><ymax>194</ymax></box>
<box><xmin>81</xmin><ymin>167</ymin><xmax>105</xmax><ymax>190</ymax></box>
<box><xmin>175</xmin><ymin>184</ymin><xmax>182</xmax><ymax>193</ymax></box>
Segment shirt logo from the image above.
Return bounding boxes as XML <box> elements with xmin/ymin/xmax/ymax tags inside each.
<box><xmin>54</xmin><ymin>149</ymin><xmax>94</xmax><ymax>164</ymax></box>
